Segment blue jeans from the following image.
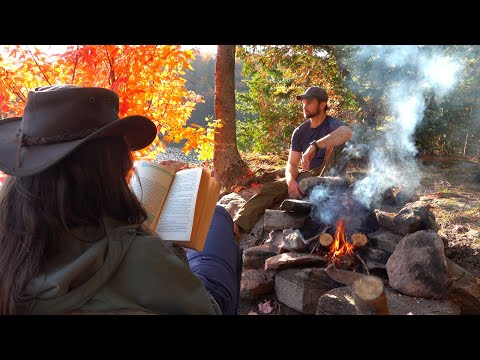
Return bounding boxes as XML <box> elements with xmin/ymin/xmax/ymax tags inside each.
<box><xmin>185</xmin><ymin>205</ymin><xmax>243</xmax><ymax>315</ymax></box>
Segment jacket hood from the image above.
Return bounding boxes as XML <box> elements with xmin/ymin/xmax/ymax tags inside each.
<box><xmin>25</xmin><ymin>218</ymin><xmax>138</xmax><ymax>314</ymax></box>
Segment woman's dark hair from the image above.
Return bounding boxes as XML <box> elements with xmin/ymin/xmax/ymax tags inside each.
<box><xmin>0</xmin><ymin>136</ymin><xmax>148</xmax><ymax>314</ymax></box>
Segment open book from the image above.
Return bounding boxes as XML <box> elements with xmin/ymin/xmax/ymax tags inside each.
<box><xmin>130</xmin><ymin>160</ymin><xmax>220</xmax><ymax>251</ymax></box>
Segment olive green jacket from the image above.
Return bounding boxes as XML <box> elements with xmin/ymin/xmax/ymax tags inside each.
<box><xmin>24</xmin><ymin>218</ymin><xmax>221</xmax><ymax>315</ymax></box>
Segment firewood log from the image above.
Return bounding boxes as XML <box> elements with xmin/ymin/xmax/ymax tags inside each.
<box><xmin>325</xmin><ymin>266</ymin><xmax>368</xmax><ymax>285</ymax></box>
<box><xmin>351</xmin><ymin>233</ymin><xmax>368</xmax><ymax>247</ymax></box>
<box><xmin>352</xmin><ymin>275</ymin><xmax>389</xmax><ymax>315</ymax></box>
<box><xmin>319</xmin><ymin>233</ymin><xmax>334</xmax><ymax>247</ymax></box>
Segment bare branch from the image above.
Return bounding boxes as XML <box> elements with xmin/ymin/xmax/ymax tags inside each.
<box><xmin>25</xmin><ymin>46</ymin><xmax>51</xmax><ymax>85</ymax></box>
<box><xmin>71</xmin><ymin>45</ymin><xmax>80</xmax><ymax>83</ymax></box>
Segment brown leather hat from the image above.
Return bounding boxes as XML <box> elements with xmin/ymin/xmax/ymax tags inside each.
<box><xmin>0</xmin><ymin>84</ymin><xmax>157</xmax><ymax>176</ymax></box>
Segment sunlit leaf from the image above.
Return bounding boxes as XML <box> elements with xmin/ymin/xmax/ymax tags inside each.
<box><xmin>0</xmin><ymin>45</ymin><xmax>210</xmax><ymax>163</ymax></box>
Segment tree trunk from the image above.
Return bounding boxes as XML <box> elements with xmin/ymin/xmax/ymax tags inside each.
<box><xmin>213</xmin><ymin>45</ymin><xmax>251</xmax><ymax>190</ymax></box>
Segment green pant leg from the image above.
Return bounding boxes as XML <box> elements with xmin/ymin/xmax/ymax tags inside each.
<box><xmin>233</xmin><ymin>168</ymin><xmax>321</xmax><ymax>234</ymax></box>
<box><xmin>233</xmin><ymin>179</ymin><xmax>288</xmax><ymax>233</ymax></box>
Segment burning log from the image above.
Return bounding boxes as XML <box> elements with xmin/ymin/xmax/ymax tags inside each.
<box><xmin>319</xmin><ymin>233</ymin><xmax>334</xmax><ymax>247</ymax></box>
<box><xmin>330</xmin><ymin>253</ymin><xmax>356</xmax><ymax>270</ymax></box>
<box><xmin>321</xmin><ymin>219</ymin><xmax>359</xmax><ymax>270</ymax></box>
<box><xmin>305</xmin><ymin>225</ymin><xmax>331</xmax><ymax>251</ymax></box>
<box><xmin>352</xmin><ymin>275</ymin><xmax>389</xmax><ymax>315</ymax></box>
<box><xmin>351</xmin><ymin>233</ymin><xmax>367</xmax><ymax>247</ymax></box>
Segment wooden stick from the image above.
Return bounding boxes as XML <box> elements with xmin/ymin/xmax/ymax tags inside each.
<box><xmin>354</xmin><ymin>251</ymin><xmax>370</xmax><ymax>275</ymax></box>
<box><xmin>305</xmin><ymin>225</ymin><xmax>331</xmax><ymax>245</ymax></box>
<box><xmin>305</xmin><ymin>233</ymin><xmax>320</xmax><ymax>245</ymax></box>
<box><xmin>318</xmin><ymin>146</ymin><xmax>334</xmax><ymax>177</ymax></box>
<box><xmin>309</xmin><ymin>242</ymin><xmax>320</xmax><ymax>254</ymax></box>
<box><xmin>352</xmin><ymin>275</ymin><xmax>389</xmax><ymax>315</ymax></box>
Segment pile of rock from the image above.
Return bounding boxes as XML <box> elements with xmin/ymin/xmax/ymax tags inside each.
<box><xmin>218</xmin><ymin>176</ymin><xmax>480</xmax><ymax>315</ymax></box>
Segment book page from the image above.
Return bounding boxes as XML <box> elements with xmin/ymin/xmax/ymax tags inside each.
<box><xmin>155</xmin><ymin>167</ymin><xmax>202</xmax><ymax>241</ymax></box>
<box><xmin>130</xmin><ymin>160</ymin><xmax>175</xmax><ymax>231</ymax></box>
<box><xmin>179</xmin><ymin>168</ymin><xmax>219</xmax><ymax>251</ymax></box>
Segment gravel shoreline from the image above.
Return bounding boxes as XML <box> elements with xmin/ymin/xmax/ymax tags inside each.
<box><xmin>155</xmin><ymin>146</ymin><xmax>202</xmax><ymax>165</ymax></box>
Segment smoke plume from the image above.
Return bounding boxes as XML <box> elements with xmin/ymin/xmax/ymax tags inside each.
<box><xmin>349</xmin><ymin>45</ymin><xmax>462</xmax><ymax>208</ymax></box>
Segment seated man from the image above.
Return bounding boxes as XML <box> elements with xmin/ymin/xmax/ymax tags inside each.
<box><xmin>233</xmin><ymin>86</ymin><xmax>353</xmax><ymax>237</ymax></box>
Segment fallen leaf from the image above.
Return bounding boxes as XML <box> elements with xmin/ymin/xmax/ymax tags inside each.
<box><xmin>452</xmin><ymin>224</ymin><xmax>467</xmax><ymax>233</ymax></box>
<box><xmin>231</xmin><ymin>185</ymin><xmax>245</xmax><ymax>193</ymax></box>
<box><xmin>258</xmin><ymin>300</ymin><xmax>274</xmax><ymax>314</ymax></box>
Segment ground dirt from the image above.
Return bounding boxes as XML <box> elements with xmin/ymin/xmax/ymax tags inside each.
<box><xmin>413</xmin><ymin>156</ymin><xmax>480</xmax><ymax>278</ymax></box>
<box><xmin>236</xmin><ymin>153</ymin><xmax>480</xmax><ymax>315</ymax></box>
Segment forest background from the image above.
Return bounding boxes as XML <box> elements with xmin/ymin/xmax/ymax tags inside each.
<box><xmin>1</xmin><ymin>45</ymin><xmax>479</xmax><ymax>193</ymax></box>
<box><xmin>1</xmin><ymin>45</ymin><xmax>479</xmax><ymax>315</ymax></box>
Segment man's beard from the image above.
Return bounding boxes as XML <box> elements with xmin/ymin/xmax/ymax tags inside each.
<box><xmin>304</xmin><ymin>107</ymin><xmax>321</xmax><ymax>119</ymax></box>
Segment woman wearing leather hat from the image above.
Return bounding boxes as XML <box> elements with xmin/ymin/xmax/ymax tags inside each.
<box><xmin>0</xmin><ymin>84</ymin><xmax>242</xmax><ymax>315</ymax></box>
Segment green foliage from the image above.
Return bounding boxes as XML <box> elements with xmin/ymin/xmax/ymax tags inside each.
<box><xmin>189</xmin><ymin>45</ymin><xmax>480</xmax><ymax>160</ymax></box>
<box><xmin>330</xmin><ymin>45</ymin><xmax>480</xmax><ymax>159</ymax></box>
<box><xmin>184</xmin><ymin>53</ymin><xmax>248</xmax><ymax>129</ymax></box>
<box><xmin>236</xmin><ymin>118</ymin><xmax>278</xmax><ymax>153</ymax></box>
<box><xmin>414</xmin><ymin>46</ymin><xmax>480</xmax><ymax>158</ymax></box>
<box><xmin>236</xmin><ymin>45</ymin><xmax>361</xmax><ymax>155</ymax></box>
<box><xmin>417</xmin><ymin>95</ymin><xmax>480</xmax><ymax>156</ymax></box>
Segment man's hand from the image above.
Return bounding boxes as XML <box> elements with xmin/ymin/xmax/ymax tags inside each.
<box><xmin>301</xmin><ymin>145</ymin><xmax>315</xmax><ymax>170</ymax></box>
<box><xmin>287</xmin><ymin>180</ymin><xmax>304</xmax><ymax>199</ymax></box>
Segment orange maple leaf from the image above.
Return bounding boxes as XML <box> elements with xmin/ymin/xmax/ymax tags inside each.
<box><xmin>0</xmin><ymin>45</ymin><xmax>208</xmax><ymax>162</ymax></box>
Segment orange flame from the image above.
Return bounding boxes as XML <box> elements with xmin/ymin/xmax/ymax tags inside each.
<box><xmin>329</xmin><ymin>219</ymin><xmax>355</xmax><ymax>258</ymax></box>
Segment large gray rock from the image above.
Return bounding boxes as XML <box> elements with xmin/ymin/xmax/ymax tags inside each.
<box><xmin>386</xmin><ymin>230</ymin><xmax>453</xmax><ymax>299</ymax></box>
<box><xmin>275</xmin><ymin>268</ymin><xmax>341</xmax><ymax>314</ymax></box>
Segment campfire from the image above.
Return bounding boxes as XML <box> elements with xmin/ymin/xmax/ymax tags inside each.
<box><xmin>309</xmin><ymin>218</ymin><xmax>368</xmax><ymax>272</ymax></box>
<box><xmin>329</xmin><ymin>219</ymin><xmax>354</xmax><ymax>258</ymax></box>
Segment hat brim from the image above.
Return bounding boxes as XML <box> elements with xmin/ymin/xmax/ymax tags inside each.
<box><xmin>0</xmin><ymin>115</ymin><xmax>157</xmax><ymax>176</ymax></box>
<box><xmin>296</xmin><ymin>94</ymin><xmax>327</xmax><ymax>101</ymax></box>
<box><xmin>296</xmin><ymin>94</ymin><xmax>315</xmax><ymax>101</ymax></box>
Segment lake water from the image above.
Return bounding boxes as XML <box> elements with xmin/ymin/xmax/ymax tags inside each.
<box><xmin>156</xmin><ymin>145</ymin><xmax>202</xmax><ymax>164</ymax></box>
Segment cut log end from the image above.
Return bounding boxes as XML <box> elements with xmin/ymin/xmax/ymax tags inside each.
<box><xmin>352</xmin><ymin>275</ymin><xmax>389</xmax><ymax>315</ymax></box>
<box><xmin>319</xmin><ymin>233</ymin><xmax>334</xmax><ymax>247</ymax></box>
<box><xmin>353</xmin><ymin>275</ymin><xmax>383</xmax><ymax>300</ymax></box>
<box><xmin>351</xmin><ymin>233</ymin><xmax>367</xmax><ymax>247</ymax></box>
